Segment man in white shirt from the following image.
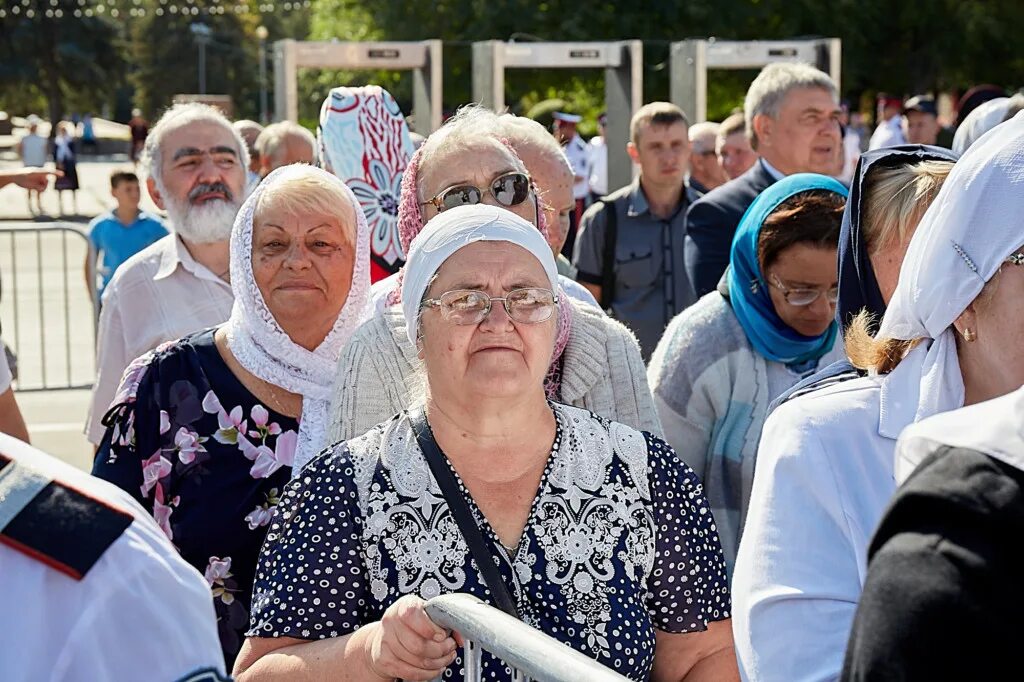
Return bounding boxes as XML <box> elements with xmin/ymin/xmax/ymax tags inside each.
<box><xmin>587</xmin><ymin>112</ymin><xmax>609</xmax><ymax>201</ymax></box>
<box><xmin>0</xmin><ymin>434</ymin><xmax>227</xmax><ymax>681</ymax></box>
<box><xmin>553</xmin><ymin>111</ymin><xmax>590</xmax><ymax>257</ymax></box>
<box><xmin>85</xmin><ymin>103</ymin><xmax>247</xmax><ymax>445</ymax></box>
<box><xmin>868</xmin><ymin>95</ymin><xmax>906</xmax><ymax>150</ymax></box>
<box><xmin>16</xmin><ymin>116</ymin><xmax>49</xmax><ymax>216</ymax></box>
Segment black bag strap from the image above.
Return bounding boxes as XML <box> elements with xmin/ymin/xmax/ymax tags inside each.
<box><xmin>598</xmin><ymin>198</ymin><xmax>618</xmax><ymax>310</ymax></box>
<box><xmin>407</xmin><ymin>407</ymin><xmax>520</xmax><ymax>618</ymax></box>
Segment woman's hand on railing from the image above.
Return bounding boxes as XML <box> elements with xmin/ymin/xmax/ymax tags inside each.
<box><xmin>367</xmin><ymin>595</ymin><xmax>460</xmax><ymax>681</ymax></box>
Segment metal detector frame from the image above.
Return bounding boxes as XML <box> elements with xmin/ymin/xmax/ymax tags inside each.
<box><xmin>273</xmin><ymin>39</ymin><xmax>443</xmax><ymax>133</ymax></box>
<box><xmin>670</xmin><ymin>38</ymin><xmax>842</xmax><ymax>123</ymax></box>
<box><xmin>472</xmin><ymin>40</ymin><xmax>643</xmax><ymax>192</ymax></box>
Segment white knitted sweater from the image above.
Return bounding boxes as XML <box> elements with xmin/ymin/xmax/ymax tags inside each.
<box><xmin>326</xmin><ymin>299</ymin><xmax>662</xmax><ymax>444</ymax></box>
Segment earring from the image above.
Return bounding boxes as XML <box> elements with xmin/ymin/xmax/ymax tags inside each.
<box><xmin>963</xmin><ymin>328</ymin><xmax>976</xmax><ymax>342</ymax></box>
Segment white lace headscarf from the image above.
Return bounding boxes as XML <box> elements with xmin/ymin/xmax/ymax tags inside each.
<box><xmin>223</xmin><ymin>164</ymin><xmax>371</xmax><ymax>474</ymax></box>
<box><xmin>877</xmin><ymin>110</ymin><xmax>1024</xmax><ymax>423</ymax></box>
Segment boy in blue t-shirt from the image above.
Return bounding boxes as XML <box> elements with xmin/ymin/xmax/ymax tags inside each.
<box><xmin>85</xmin><ymin>170</ymin><xmax>168</xmax><ymax>300</ymax></box>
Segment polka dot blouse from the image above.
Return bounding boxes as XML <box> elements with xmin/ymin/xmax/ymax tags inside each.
<box><xmin>248</xmin><ymin>402</ymin><xmax>730</xmax><ymax>680</ymax></box>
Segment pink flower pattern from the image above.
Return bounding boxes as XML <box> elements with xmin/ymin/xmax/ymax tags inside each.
<box><xmin>96</xmin><ymin>334</ymin><xmax>297</xmax><ymax>664</ymax></box>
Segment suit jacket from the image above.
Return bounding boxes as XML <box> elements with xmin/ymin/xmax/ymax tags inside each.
<box><xmin>684</xmin><ymin>160</ymin><xmax>776</xmax><ymax>297</ymax></box>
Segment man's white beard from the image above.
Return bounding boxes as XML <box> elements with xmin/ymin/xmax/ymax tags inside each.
<box><xmin>162</xmin><ymin>189</ymin><xmax>242</xmax><ymax>245</ymax></box>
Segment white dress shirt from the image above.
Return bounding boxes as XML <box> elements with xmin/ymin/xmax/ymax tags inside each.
<box><xmin>587</xmin><ymin>135</ymin><xmax>608</xmax><ymax>196</ymax></box>
<box><xmin>564</xmin><ymin>134</ymin><xmax>591</xmax><ymax>199</ymax></box>
<box><xmin>732</xmin><ymin>344</ymin><xmax>966</xmax><ymax>682</ymax></box>
<box><xmin>85</xmin><ymin>234</ymin><xmax>233</xmax><ymax>444</ymax></box>
<box><xmin>0</xmin><ymin>435</ymin><xmax>226</xmax><ymax>681</ymax></box>
<box><xmin>867</xmin><ymin>115</ymin><xmax>906</xmax><ymax>150</ymax></box>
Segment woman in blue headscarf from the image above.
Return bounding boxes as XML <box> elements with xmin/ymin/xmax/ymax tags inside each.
<box><xmin>647</xmin><ymin>173</ymin><xmax>847</xmax><ymax>569</ymax></box>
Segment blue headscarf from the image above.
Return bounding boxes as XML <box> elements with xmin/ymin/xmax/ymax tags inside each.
<box><xmin>728</xmin><ymin>173</ymin><xmax>848</xmax><ymax>366</ymax></box>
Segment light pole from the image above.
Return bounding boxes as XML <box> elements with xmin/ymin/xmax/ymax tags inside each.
<box><xmin>190</xmin><ymin>22</ymin><xmax>213</xmax><ymax>95</ymax></box>
<box><xmin>256</xmin><ymin>25</ymin><xmax>269</xmax><ymax>124</ymax></box>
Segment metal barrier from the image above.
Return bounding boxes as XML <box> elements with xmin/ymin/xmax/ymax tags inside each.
<box><xmin>425</xmin><ymin>594</ymin><xmax>630</xmax><ymax>682</ymax></box>
<box><xmin>0</xmin><ymin>225</ymin><xmax>97</xmax><ymax>391</ymax></box>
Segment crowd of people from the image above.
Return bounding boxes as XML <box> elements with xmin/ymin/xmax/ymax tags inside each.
<box><xmin>1</xmin><ymin>59</ymin><xmax>1023</xmax><ymax>681</ymax></box>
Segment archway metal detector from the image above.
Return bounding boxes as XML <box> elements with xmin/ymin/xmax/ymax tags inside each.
<box><xmin>273</xmin><ymin>39</ymin><xmax>443</xmax><ymax>133</ymax></box>
<box><xmin>670</xmin><ymin>38</ymin><xmax>841</xmax><ymax>123</ymax></box>
<box><xmin>472</xmin><ymin>41</ymin><xmax>643</xmax><ymax>191</ymax></box>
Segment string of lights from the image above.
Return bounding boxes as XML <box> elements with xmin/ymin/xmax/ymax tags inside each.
<box><xmin>0</xmin><ymin>0</ymin><xmax>312</xmax><ymax>20</ymax></box>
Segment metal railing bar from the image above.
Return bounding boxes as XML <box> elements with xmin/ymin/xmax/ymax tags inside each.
<box><xmin>35</xmin><ymin>229</ymin><xmax>46</xmax><ymax>388</ymax></box>
<box><xmin>62</xmin><ymin>229</ymin><xmax>72</xmax><ymax>386</ymax></box>
<box><xmin>0</xmin><ymin>226</ymin><xmax>96</xmax><ymax>391</ymax></box>
<box><xmin>9</xmin><ymin>231</ymin><xmax>21</xmax><ymax>380</ymax></box>
<box><xmin>424</xmin><ymin>594</ymin><xmax>630</xmax><ymax>682</ymax></box>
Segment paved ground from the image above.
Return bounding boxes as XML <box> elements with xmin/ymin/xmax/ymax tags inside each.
<box><xmin>2</xmin><ymin>154</ymin><xmax>165</xmax><ymax>471</ymax></box>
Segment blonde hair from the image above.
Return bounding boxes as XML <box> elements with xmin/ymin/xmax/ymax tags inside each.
<box><xmin>254</xmin><ymin>166</ymin><xmax>356</xmax><ymax>246</ymax></box>
<box><xmin>844</xmin><ymin>159</ymin><xmax>955</xmax><ymax>373</ymax></box>
<box><xmin>861</xmin><ymin>160</ymin><xmax>954</xmax><ymax>254</ymax></box>
<box><xmin>846</xmin><ymin>267</ymin><xmax>1002</xmax><ymax>375</ymax></box>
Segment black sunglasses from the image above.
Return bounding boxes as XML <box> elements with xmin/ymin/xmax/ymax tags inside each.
<box><xmin>420</xmin><ymin>171</ymin><xmax>532</xmax><ymax>213</ymax></box>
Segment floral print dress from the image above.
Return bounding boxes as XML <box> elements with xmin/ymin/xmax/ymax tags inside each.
<box><xmin>93</xmin><ymin>328</ymin><xmax>298</xmax><ymax>668</ymax></box>
<box><xmin>248</xmin><ymin>402</ymin><xmax>731</xmax><ymax>680</ymax></box>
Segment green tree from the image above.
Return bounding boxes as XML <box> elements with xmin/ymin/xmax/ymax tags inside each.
<box><xmin>0</xmin><ymin>0</ymin><xmax>124</xmax><ymax>133</ymax></box>
<box><xmin>129</xmin><ymin>0</ymin><xmax>265</xmax><ymax>119</ymax></box>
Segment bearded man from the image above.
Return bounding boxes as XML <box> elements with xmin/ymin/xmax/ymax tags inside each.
<box><xmin>86</xmin><ymin>103</ymin><xmax>248</xmax><ymax>445</ymax></box>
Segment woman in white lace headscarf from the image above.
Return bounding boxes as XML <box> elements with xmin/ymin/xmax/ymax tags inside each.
<box><xmin>732</xmin><ymin>111</ymin><xmax>1024</xmax><ymax>682</ymax></box>
<box><xmin>93</xmin><ymin>164</ymin><xmax>370</xmax><ymax>666</ymax></box>
<box><xmin>238</xmin><ymin>204</ymin><xmax>737</xmax><ymax>682</ymax></box>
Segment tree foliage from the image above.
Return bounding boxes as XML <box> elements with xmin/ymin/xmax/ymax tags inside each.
<box><xmin>307</xmin><ymin>0</ymin><xmax>1024</xmax><ymax>123</ymax></box>
<box><xmin>0</xmin><ymin>0</ymin><xmax>124</xmax><ymax>130</ymax></box>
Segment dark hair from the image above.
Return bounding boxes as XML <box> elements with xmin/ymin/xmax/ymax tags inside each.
<box><xmin>757</xmin><ymin>190</ymin><xmax>846</xmax><ymax>270</ymax></box>
<box><xmin>110</xmin><ymin>170</ymin><xmax>139</xmax><ymax>189</ymax></box>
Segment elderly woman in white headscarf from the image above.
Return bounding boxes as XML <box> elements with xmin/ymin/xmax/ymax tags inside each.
<box><xmin>93</xmin><ymin>164</ymin><xmax>371</xmax><ymax>667</ymax></box>
<box><xmin>235</xmin><ymin>204</ymin><xmax>737</xmax><ymax>682</ymax></box>
<box><xmin>327</xmin><ymin>106</ymin><xmax>659</xmax><ymax>446</ymax></box>
<box><xmin>731</xmin><ymin>111</ymin><xmax>1024</xmax><ymax>682</ymax></box>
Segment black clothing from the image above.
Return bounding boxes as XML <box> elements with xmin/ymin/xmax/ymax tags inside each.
<box><xmin>842</xmin><ymin>445</ymin><xmax>1024</xmax><ymax>681</ymax></box>
<box><xmin>684</xmin><ymin>161</ymin><xmax>776</xmax><ymax>297</ymax></box>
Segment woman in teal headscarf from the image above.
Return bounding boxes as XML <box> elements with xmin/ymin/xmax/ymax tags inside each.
<box><xmin>647</xmin><ymin>173</ymin><xmax>848</xmax><ymax>570</ymax></box>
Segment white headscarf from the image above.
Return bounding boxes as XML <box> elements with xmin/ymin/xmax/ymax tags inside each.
<box><xmin>223</xmin><ymin>164</ymin><xmax>371</xmax><ymax>474</ymax></box>
<box><xmin>401</xmin><ymin>204</ymin><xmax>559</xmax><ymax>347</ymax></box>
<box><xmin>952</xmin><ymin>97</ymin><xmax>1011</xmax><ymax>155</ymax></box>
<box><xmin>877</xmin><ymin>111</ymin><xmax>1024</xmax><ymax>424</ymax></box>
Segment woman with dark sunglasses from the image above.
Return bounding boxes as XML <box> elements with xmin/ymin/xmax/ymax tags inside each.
<box><xmin>326</xmin><ymin>105</ymin><xmax>661</xmax><ymax>447</ymax></box>
<box><xmin>236</xmin><ymin>205</ymin><xmax>737</xmax><ymax>681</ymax></box>
<box><xmin>647</xmin><ymin>174</ymin><xmax>848</xmax><ymax>572</ymax></box>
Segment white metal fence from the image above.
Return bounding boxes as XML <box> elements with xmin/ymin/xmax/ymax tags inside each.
<box><xmin>425</xmin><ymin>594</ymin><xmax>630</xmax><ymax>682</ymax></box>
<box><xmin>0</xmin><ymin>225</ymin><xmax>97</xmax><ymax>391</ymax></box>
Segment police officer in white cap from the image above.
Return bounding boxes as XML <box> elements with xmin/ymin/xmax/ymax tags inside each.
<box><xmin>553</xmin><ymin>111</ymin><xmax>590</xmax><ymax>255</ymax></box>
<box><xmin>0</xmin><ymin>434</ymin><xmax>227</xmax><ymax>681</ymax></box>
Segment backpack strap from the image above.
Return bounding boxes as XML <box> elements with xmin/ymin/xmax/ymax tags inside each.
<box><xmin>598</xmin><ymin>198</ymin><xmax>618</xmax><ymax>310</ymax></box>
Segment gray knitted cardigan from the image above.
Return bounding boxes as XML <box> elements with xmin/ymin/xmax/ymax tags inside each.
<box><xmin>327</xmin><ymin>298</ymin><xmax>662</xmax><ymax>444</ymax></box>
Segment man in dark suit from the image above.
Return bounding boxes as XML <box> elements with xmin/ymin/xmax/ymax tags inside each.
<box><xmin>685</xmin><ymin>62</ymin><xmax>845</xmax><ymax>297</ymax></box>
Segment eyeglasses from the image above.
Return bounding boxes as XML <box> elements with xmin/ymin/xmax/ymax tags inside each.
<box><xmin>419</xmin><ymin>172</ymin><xmax>532</xmax><ymax>213</ymax></box>
<box><xmin>767</xmin><ymin>273</ymin><xmax>839</xmax><ymax>307</ymax></box>
<box><xmin>1005</xmin><ymin>252</ymin><xmax>1024</xmax><ymax>266</ymax></box>
<box><xmin>420</xmin><ymin>288</ymin><xmax>558</xmax><ymax>325</ymax></box>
